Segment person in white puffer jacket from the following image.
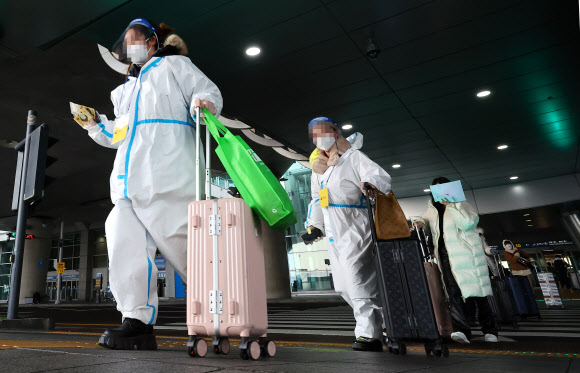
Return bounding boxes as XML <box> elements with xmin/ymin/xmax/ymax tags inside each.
<box><xmin>411</xmin><ymin>177</ymin><xmax>498</xmax><ymax>345</ymax></box>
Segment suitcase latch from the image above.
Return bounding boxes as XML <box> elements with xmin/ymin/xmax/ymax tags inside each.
<box><xmin>209</xmin><ymin>214</ymin><xmax>222</xmax><ymax>236</ymax></box>
<box><xmin>406</xmin><ymin>314</ymin><xmax>418</xmax><ymax>329</ymax></box>
<box><xmin>392</xmin><ymin>248</ymin><xmax>402</xmax><ymax>264</ymax></box>
<box><xmin>209</xmin><ymin>290</ymin><xmax>223</xmax><ymax>315</ymax></box>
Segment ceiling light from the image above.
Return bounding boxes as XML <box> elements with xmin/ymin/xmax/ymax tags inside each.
<box><xmin>246</xmin><ymin>47</ymin><xmax>261</xmax><ymax>56</ymax></box>
<box><xmin>342</xmin><ymin>124</ymin><xmax>352</xmax><ymax>130</ymax></box>
<box><xmin>510</xmin><ymin>176</ymin><xmax>518</xmax><ymax>180</ymax></box>
<box><xmin>392</xmin><ymin>164</ymin><xmax>401</xmax><ymax>169</ymax></box>
<box><xmin>526</xmin><ymin>220</ymin><xmax>532</xmax><ymax>222</ymax></box>
<box><xmin>523</xmin><ymin>213</ymin><xmax>530</xmax><ymax>216</ymax></box>
<box><xmin>424</xmin><ymin>189</ymin><xmax>430</xmax><ymax>192</ymax></box>
<box><xmin>497</xmin><ymin>144</ymin><xmax>508</xmax><ymax>150</ymax></box>
<box><xmin>477</xmin><ymin>90</ymin><xmax>491</xmax><ymax>98</ymax></box>
<box><xmin>528</xmin><ymin>224</ymin><xmax>533</xmax><ymax>227</ymax></box>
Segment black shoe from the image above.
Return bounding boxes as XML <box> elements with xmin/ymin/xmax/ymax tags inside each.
<box><xmin>98</xmin><ymin>318</ymin><xmax>157</xmax><ymax>350</ymax></box>
<box><xmin>352</xmin><ymin>337</ymin><xmax>383</xmax><ymax>352</ymax></box>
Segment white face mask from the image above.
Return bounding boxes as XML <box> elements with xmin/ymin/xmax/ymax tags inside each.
<box><xmin>127</xmin><ymin>43</ymin><xmax>150</xmax><ymax>64</ymax></box>
<box><xmin>316</xmin><ymin>136</ymin><xmax>336</xmax><ymax>151</ymax></box>
<box><xmin>505</xmin><ymin>244</ymin><xmax>513</xmax><ymax>250</ymax></box>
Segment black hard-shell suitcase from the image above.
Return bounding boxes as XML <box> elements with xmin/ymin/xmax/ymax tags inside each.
<box><xmin>487</xmin><ymin>253</ymin><xmax>519</xmax><ymax>329</ymax></box>
<box><xmin>488</xmin><ymin>277</ymin><xmax>519</xmax><ymax>329</ymax></box>
<box><xmin>364</xmin><ymin>185</ymin><xmax>448</xmax><ymax>357</ymax></box>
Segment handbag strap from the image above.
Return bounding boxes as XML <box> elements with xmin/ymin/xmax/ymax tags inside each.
<box><xmin>201</xmin><ymin>108</ymin><xmax>228</xmax><ymax>140</ymax></box>
<box><xmin>375</xmin><ymin>189</ymin><xmax>387</xmax><ymax>197</ymax></box>
<box><xmin>374</xmin><ymin>189</ymin><xmax>396</xmax><ymax>200</ymax></box>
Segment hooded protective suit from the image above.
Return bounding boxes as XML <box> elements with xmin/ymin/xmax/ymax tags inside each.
<box><xmin>306</xmin><ymin>132</ymin><xmax>392</xmax><ymax>339</ymax></box>
<box><xmin>89</xmin><ymin>42</ymin><xmax>222</xmax><ymax>325</ymax></box>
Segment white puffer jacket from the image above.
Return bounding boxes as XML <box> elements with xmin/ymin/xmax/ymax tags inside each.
<box><xmin>411</xmin><ymin>200</ymin><xmax>492</xmax><ymax>298</ymax></box>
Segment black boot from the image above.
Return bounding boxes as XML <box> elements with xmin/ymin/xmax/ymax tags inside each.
<box><xmin>352</xmin><ymin>337</ymin><xmax>383</xmax><ymax>352</ymax></box>
<box><xmin>98</xmin><ymin>318</ymin><xmax>157</xmax><ymax>350</ymax></box>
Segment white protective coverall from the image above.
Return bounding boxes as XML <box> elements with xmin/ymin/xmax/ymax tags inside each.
<box><xmin>89</xmin><ymin>55</ymin><xmax>222</xmax><ymax>325</ymax></box>
<box><xmin>305</xmin><ymin>134</ymin><xmax>391</xmax><ymax>339</ymax></box>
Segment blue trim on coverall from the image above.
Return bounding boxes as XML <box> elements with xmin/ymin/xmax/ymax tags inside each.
<box><xmin>145</xmin><ymin>236</ymin><xmax>156</xmax><ymax>325</ymax></box>
<box><xmin>122</xmin><ymin>57</ymin><xmax>162</xmax><ymax>198</ymax></box>
<box><xmin>97</xmin><ymin>123</ymin><xmax>113</xmax><ymax>138</ymax></box>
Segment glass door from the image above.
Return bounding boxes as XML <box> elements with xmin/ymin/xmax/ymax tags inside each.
<box><xmin>46</xmin><ymin>281</ymin><xmax>56</xmax><ymax>301</ymax></box>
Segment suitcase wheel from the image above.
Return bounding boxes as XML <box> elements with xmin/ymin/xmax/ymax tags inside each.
<box><xmin>389</xmin><ymin>341</ymin><xmax>405</xmax><ymax>355</ymax></box>
<box><xmin>240</xmin><ymin>340</ymin><xmax>261</xmax><ymax>360</ymax></box>
<box><xmin>242</xmin><ymin>341</ymin><xmax>262</xmax><ymax>360</ymax></box>
<box><xmin>385</xmin><ymin>338</ymin><xmax>393</xmax><ymax>353</ymax></box>
<box><xmin>259</xmin><ymin>339</ymin><xmax>276</xmax><ymax>358</ymax></box>
<box><xmin>442</xmin><ymin>345</ymin><xmax>449</xmax><ymax>358</ymax></box>
<box><xmin>187</xmin><ymin>338</ymin><xmax>208</xmax><ymax>358</ymax></box>
<box><xmin>213</xmin><ymin>338</ymin><xmax>230</xmax><ymax>355</ymax></box>
<box><xmin>428</xmin><ymin>342</ymin><xmax>449</xmax><ymax>358</ymax></box>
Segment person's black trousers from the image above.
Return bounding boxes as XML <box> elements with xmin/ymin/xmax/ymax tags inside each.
<box><xmin>557</xmin><ymin>271</ymin><xmax>572</xmax><ymax>289</ymax></box>
<box><xmin>439</xmin><ymin>244</ymin><xmax>498</xmax><ymax>339</ymax></box>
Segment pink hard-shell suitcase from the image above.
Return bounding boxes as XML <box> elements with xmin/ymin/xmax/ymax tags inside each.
<box><xmin>186</xmin><ymin>107</ymin><xmax>275</xmax><ymax>360</ymax></box>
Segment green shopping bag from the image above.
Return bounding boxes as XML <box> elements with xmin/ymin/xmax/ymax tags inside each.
<box><xmin>202</xmin><ymin>108</ymin><xmax>297</xmax><ymax>232</ymax></box>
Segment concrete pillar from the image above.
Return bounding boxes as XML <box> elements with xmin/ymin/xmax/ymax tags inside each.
<box><xmin>76</xmin><ymin>225</ymin><xmax>93</xmax><ymax>302</ymax></box>
<box><xmin>261</xmin><ymin>221</ymin><xmax>291</xmax><ymax>299</ymax></box>
<box><xmin>165</xmin><ymin>262</ymin><xmax>176</xmax><ymax>298</ymax></box>
<box><xmin>18</xmin><ymin>218</ymin><xmax>51</xmax><ymax>304</ymax></box>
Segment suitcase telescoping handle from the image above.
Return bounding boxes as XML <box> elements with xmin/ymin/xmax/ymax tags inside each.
<box><xmin>493</xmin><ymin>252</ymin><xmax>506</xmax><ymax>279</ymax></box>
<box><xmin>363</xmin><ymin>183</ymin><xmax>380</xmax><ymax>253</ymax></box>
<box><xmin>414</xmin><ymin>226</ymin><xmax>433</xmax><ymax>262</ymax></box>
<box><xmin>195</xmin><ymin>106</ymin><xmax>212</xmax><ymax>201</ymax></box>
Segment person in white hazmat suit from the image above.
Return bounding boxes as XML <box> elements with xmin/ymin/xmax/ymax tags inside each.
<box><xmin>303</xmin><ymin>117</ymin><xmax>391</xmax><ymax>352</ymax></box>
<box><xmin>81</xmin><ymin>19</ymin><xmax>222</xmax><ymax>350</ymax></box>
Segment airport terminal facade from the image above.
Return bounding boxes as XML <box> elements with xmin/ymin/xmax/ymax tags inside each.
<box><xmin>1</xmin><ymin>165</ymin><xmax>580</xmax><ymax>304</ymax></box>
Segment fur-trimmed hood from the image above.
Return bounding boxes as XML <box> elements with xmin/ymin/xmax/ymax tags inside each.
<box><xmin>128</xmin><ymin>34</ymin><xmax>189</xmax><ymax>77</ymax></box>
<box><xmin>502</xmin><ymin>239</ymin><xmax>516</xmax><ymax>253</ymax></box>
<box><xmin>164</xmin><ymin>34</ymin><xmax>188</xmax><ymax>56</ymax></box>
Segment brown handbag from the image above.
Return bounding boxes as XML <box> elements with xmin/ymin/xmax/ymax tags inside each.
<box><xmin>373</xmin><ymin>190</ymin><xmax>411</xmax><ymax>240</ymax></box>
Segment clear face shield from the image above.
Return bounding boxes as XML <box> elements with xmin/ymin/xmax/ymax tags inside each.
<box><xmin>111</xmin><ymin>18</ymin><xmax>159</xmax><ymax>63</ymax></box>
<box><xmin>308</xmin><ymin>117</ymin><xmax>339</xmax><ymax>151</ymax></box>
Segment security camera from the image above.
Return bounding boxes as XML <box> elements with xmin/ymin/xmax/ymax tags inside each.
<box><xmin>366</xmin><ymin>38</ymin><xmax>380</xmax><ymax>59</ymax></box>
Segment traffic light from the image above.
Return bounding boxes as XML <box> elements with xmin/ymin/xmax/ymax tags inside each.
<box><xmin>24</xmin><ymin>124</ymin><xmax>57</xmax><ymax>204</ymax></box>
<box><xmin>8</xmin><ymin>233</ymin><xmax>34</xmax><ymax>239</ymax></box>
<box><xmin>11</xmin><ymin>123</ymin><xmax>57</xmax><ymax>210</ymax></box>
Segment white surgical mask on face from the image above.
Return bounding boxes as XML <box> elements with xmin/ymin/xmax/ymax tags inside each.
<box><xmin>127</xmin><ymin>42</ymin><xmax>150</xmax><ymax>64</ymax></box>
<box><xmin>316</xmin><ymin>136</ymin><xmax>336</xmax><ymax>151</ymax></box>
<box><xmin>506</xmin><ymin>244</ymin><xmax>513</xmax><ymax>250</ymax></box>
